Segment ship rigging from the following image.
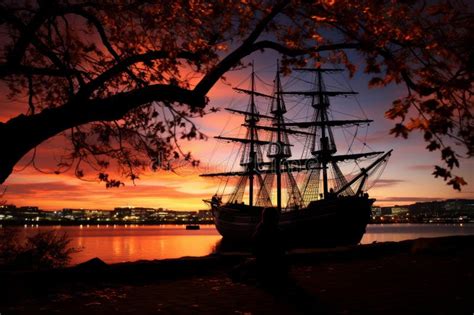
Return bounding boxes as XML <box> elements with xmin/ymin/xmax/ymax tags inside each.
<box><xmin>200</xmin><ymin>61</ymin><xmax>392</xmax><ymax>245</ymax></box>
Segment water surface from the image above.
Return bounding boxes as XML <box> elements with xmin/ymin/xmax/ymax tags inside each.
<box><xmin>9</xmin><ymin>223</ymin><xmax>474</xmax><ymax>265</ymax></box>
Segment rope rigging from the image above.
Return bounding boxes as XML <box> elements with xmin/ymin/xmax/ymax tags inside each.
<box><xmin>203</xmin><ymin>61</ymin><xmax>391</xmax><ymax>208</ymax></box>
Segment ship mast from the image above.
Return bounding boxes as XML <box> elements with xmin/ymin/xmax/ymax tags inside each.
<box><xmin>274</xmin><ymin>64</ymin><xmax>283</xmax><ymax>212</ymax></box>
<box><xmin>316</xmin><ymin>70</ymin><xmax>330</xmax><ymax>197</ymax></box>
<box><xmin>265</xmin><ymin>62</ymin><xmax>304</xmax><ymax>212</ymax></box>
<box><xmin>280</xmin><ymin>68</ymin><xmax>378</xmax><ymax>200</ymax></box>
<box><xmin>202</xmin><ymin>62</ymin><xmax>277</xmax><ymax>206</ymax></box>
<box><xmin>248</xmin><ymin>63</ymin><xmax>257</xmax><ymax>207</ymax></box>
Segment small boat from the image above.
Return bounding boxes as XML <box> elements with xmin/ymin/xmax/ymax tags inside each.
<box><xmin>201</xmin><ymin>62</ymin><xmax>392</xmax><ymax>246</ymax></box>
<box><xmin>186</xmin><ymin>225</ymin><xmax>200</xmax><ymax>230</ymax></box>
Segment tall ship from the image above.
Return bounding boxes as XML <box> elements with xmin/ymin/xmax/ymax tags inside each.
<box><xmin>201</xmin><ymin>62</ymin><xmax>392</xmax><ymax>247</ymax></box>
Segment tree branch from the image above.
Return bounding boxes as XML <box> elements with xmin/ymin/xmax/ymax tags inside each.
<box><xmin>77</xmin><ymin>50</ymin><xmax>203</xmax><ymax>99</ymax></box>
<box><xmin>194</xmin><ymin>0</ymin><xmax>290</xmax><ymax>96</ymax></box>
<box><xmin>0</xmin><ymin>84</ymin><xmax>204</xmax><ymax>184</ymax></box>
<box><xmin>0</xmin><ymin>64</ymin><xmax>82</xmax><ymax>77</ymax></box>
<box><xmin>250</xmin><ymin>41</ymin><xmax>360</xmax><ymax>56</ymax></box>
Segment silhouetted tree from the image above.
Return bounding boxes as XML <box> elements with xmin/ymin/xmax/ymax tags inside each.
<box><xmin>0</xmin><ymin>228</ymin><xmax>80</xmax><ymax>269</ymax></box>
<box><xmin>0</xmin><ymin>0</ymin><xmax>471</xmax><ymax>188</ymax></box>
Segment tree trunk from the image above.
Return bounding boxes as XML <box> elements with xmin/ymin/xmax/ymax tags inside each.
<box><xmin>0</xmin><ymin>84</ymin><xmax>204</xmax><ymax>184</ymax></box>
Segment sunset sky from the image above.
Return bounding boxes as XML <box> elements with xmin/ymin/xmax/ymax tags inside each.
<box><xmin>2</xmin><ymin>51</ymin><xmax>473</xmax><ymax>211</ymax></box>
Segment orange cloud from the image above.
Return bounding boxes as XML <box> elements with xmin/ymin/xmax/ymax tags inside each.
<box><xmin>4</xmin><ymin>170</ymin><xmax>219</xmax><ymax>210</ymax></box>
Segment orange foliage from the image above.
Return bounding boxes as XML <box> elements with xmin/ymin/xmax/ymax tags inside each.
<box><xmin>0</xmin><ymin>0</ymin><xmax>471</xmax><ymax>190</ymax></box>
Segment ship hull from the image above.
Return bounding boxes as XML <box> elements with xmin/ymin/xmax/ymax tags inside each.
<box><xmin>211</xmin><ymin>196</ymin><xmax>374</xmax><ymax>247</ymax></box>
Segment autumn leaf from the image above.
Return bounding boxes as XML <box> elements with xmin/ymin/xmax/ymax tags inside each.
<box><xmin>385</xmin><ymin>99</ymin><xmax>410</xmax><ymax>120</ymax></box>
<box><xmin>447</xmin><ymin>176</ymin><xmax>467</xmax><ymax>191</ymax></box>
<box><xmin>426</xmin><ymin>141</ymin><xmax>440</xmax><ymax>151</ymax></box>
<box><xmin>368</xmin><ymin>77</ymin><xmax>384</xmax><ymax>88</ymax></box>
<box><xmin>389</xmin><ymin>123</ymin><xmax>409</xmax><ymax>138</ymax></box>
<box><xmin>441</xmin><ymin>147</ymin><xmax>459</xmax><ymax>169</ymax></box>
<box><xmin>420</xmin><ymin>99</ymin><xmax>439</xmax><ymax>113</ymax></box>
<box><xmin>432</xmin><ymin>166</ymin><xmax>451</xmax><ymax>180</ymax></box>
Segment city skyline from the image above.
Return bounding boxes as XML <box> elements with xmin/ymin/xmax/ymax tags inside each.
<box><xmin>2</xmin><ymin>197</ymin><xmax>473</xmax><ymax>213</ymax></box>
<box><xmin>2</xmin><ymin>199</ymin><xmax>472</xmax><ymax>226</ymax></box>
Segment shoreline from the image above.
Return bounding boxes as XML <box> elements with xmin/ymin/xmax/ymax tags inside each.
<box><xmin>2</xmin><ymin>221</ymin><xmax>473</xmax><ymax>227</ymax></box>
<box><xmin>1</xmin><ymin>235</ymin><xmax>473</xmax><ymax>314</ymax></box>
<box><xmin>0</xmin><ymin>221</ymin><xmax>215</xmax><ymax>226</ymax></box>
<box><xmin>6</xmin><ymin>223</ymin><xmax>474</xmax><ymax>266</ymax></box>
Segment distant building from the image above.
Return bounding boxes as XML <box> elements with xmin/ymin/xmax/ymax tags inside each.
<box><xmin>42</xmin><ymin>211</ymin><xmax>62</xmax><ymax>221</ymax></box>
<box><xmin>111</xmin><ymin>207</ymin><xmax>196</xmax><ymax>222</ymax></box>
<box><xmin>175</xmin><ymin>211</ymin><xmax>197</xmax><ymax>222</ymax></box>
<box><xmin>0</xmin><ymin>204</ymin><xmax>17</xmax><ymax>220</ymax></box>
<box><xmin>409</xmin><ymin>199</ymin><xmax>474</xmax><ymax>217</ymax></box>
<box><xmin>136</xmin><ymin>207</ymin><xmax>161</xmax><ymax>220</ymax></box>
<box><xmin>1</xmin><ymin>205</ymin><xmax>41</xmax><ymax>221</ymax></box>
<box><xmin>371</xmin><ymin>206</ymin><xmax>382</xmax><ymax>216</ymax></box>
<box><xmin>391</xmin><ymin>206</ymin><xmax>409</xmax><ymax>215</ymax></box>
<box><xmin>112</xmin><ymin>207</ymin><xmax>132</xmax><ymax>219</ymax></box>
<box><xmin>62</xmin><ymin>208</ymin><xmax>112</xmax><ymax>221</ymax></box>
<box><xmin>381</xmin><ymin>207</ymin><xmax>392</xmax><ymax>215</ymax></box>
<box><xmin>62</xmin><ymin>208</ymin><xmax>87</xmax><ymax>220</ymax></box>
<box><xmin>198</xmin><ymin>210</ymin><xmax>213</xmax><ymax>221</ymax></box>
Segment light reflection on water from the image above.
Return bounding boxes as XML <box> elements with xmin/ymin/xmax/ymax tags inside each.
<box><xmin>12</xmin><ymin>225</ymin><xmax>220</xmax><ymax>265</ymax></box>
<box><xmin>9</xmin><ymin>223</ymin><xmax>474</xmax><ymax>265</ymax></box>
<box><xmin>361</xmin><ymin>223</ymin><xmax>474</xmax><ymax>244</ymax></box>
